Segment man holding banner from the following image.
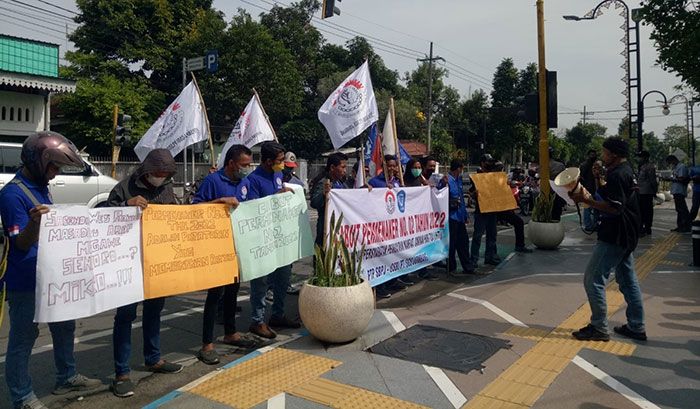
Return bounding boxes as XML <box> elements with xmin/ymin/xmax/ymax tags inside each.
<box><xmin>447</xmin><ymin>160</ymin><xmax>477</xmax><ymax>275</ymax></box>
<box><xmin>246</xmin><ymin>142</ymin><xmax>299</xmax><ymax>338</ymax></box>
<box><xmin>192</xmin><ymin>144</ymin><xmax>259</xmax><ymax>365</ymax></box>
<box><xmin>310</xmin><ymin>152</ymin><xmax>350</xmax><ymax>248</ymax></box>
<box><xmin>106</xmin><ymin>149</ymin><xmax>182</xmax><ymax>398</ymax></box>
<box><xmin>369</xmin><ymin>155</ymin><xmax>402</xmax><ymax>188</ymax></box>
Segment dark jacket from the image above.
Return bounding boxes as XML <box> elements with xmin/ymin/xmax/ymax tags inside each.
<box><xmin>107</xmin><ymin>148</ymin><xmax>177</xmax><ymax>206</ymax></box>
<box><xmin>637</xmin><ymin>162</ymin><xmax>658</xmax><ymax>195</ymax></box>
<box><xmin>310</xmin><ymin>176</ymin><xmax>350</xmax><ymax>245</ymax></box>
<box><xmin>579</xmin><ymin>159</ymin><xmax>597</xmax><ymax>195</ymax></box>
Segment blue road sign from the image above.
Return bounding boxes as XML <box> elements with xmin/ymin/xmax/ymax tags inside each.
<box><xmin>206</xmin><ymin>50</ymin><xmax>218</xmax><ymax>73</ymax></box>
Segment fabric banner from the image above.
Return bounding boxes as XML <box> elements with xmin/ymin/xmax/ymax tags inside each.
<box><xmin>326</xmin><ymin>186</ymin><xmax>449</xmax><ymax>287</ymax></box>
<box><xmin>318</xmin><ymin>60</ymin><xmax>379</xmax><ymax>149</ymax></box>
<box><xmin>141</xmin><ymin>204</ymin><xmax>238</xmax><ymax>298</ymax></box>
<box><xmin>35</xmin><ymin>206</ymin><xmax>144</xmax><ymax>323</ymax></box>
<box><xmin>231</xmin><ymin>184</ymin><xmax>314</xmax><ymax>282</ymax></box>
<box><xmin>470</xmin><ymin>172</ymin><xmax>518</xmax><ymax>213</ymax></box>
<box><xmin>217</xmin><ymin>94</ymin><xmax>275</xmax><ymax>167</ymax></box>
<box><xmin>134</xmin><ymin>81</ymin><xmax>208</xmax><ymax>161</ymax></box>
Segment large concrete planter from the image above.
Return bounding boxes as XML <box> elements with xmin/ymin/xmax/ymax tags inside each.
<box><xmin>299</xmin><ymin>280</ymin><xmax>374</xmax><ymax>343</ymax></box>
<box><xmin>527</xmin><ymin>221</ymin><xmax>565</xmax><ymax>250</ymax></box>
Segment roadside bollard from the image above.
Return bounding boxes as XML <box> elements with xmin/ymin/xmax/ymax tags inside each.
<box><xmin>693</xmin><ymin>218</ymin><xmax>700</xmax><ymax>266</ymax></box>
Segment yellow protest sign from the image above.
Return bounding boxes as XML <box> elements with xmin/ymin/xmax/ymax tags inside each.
<box><xmin>470</xmin><ymin>172</ymin><xmax>517</xmax><ymax>213</ymax></box>
<box><xmin>141</xmin><ymin>204</ymin><xmax>238</xmax><ymax>299</ymax></box>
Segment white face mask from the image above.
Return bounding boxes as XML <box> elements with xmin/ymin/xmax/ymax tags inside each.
<box><xmin>146</xmin><ymin>175</ymin><xmax>167</xmax><ymax>187</ymax></box>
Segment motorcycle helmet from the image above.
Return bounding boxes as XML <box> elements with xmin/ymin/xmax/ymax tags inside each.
<box><xmin>21</xmin><ymin>131</ymin><xmax>83</xmax><ymax>184</ymax></box>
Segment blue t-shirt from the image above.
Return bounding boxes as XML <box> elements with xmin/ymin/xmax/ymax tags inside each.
<box><xmin>671</xmin><ymin>162</ymin><xmax>690</xmax><ymax>196</ymax></box>
<box><xmin>690</xmin><ymin>166</ymin><xmax>700</xmax><ymax>193</ymax></box>
<box><xmin>448</xmin><ymin>173</ymin><xmax>468</xmax><ymax>223</ymax></box>
<box><xmin>368</xmin><ymin>175</ymin><xmax>401</xmax><ymax>188</ymax></box>
<box><xmin>246</xmin><ymin>166</ymin><xmax>284</xmax><ymax>199</ymax></box>
<box><xmin>0</xmin><ymin>172</ymin><xmax>53</xmax><ymax>292</ymax></box>
<box><xmin>192</xmin><ymin>169</ymin><xmax>250</xmax><ymax>203</ymax></box>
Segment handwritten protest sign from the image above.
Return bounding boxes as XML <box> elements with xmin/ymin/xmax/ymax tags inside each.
<box><xmin>326</xmin><ymin>186</ymin><xmax>449</xmax><ymax>287</ymax></box>
<box><xmin>231</xmin><ymin>184</ymin><xmax>314</xmax><ymax>281</ymax></box>
<box><xmin>35</xmin><ymin>206</ymin><xmax>144</xmax><ymax>323</ymax></box>
<box><xmin>469</xmin><ymin>172</ymin><xmax>517</xmax><ymax>213</ymax></box>
<box><xmin>141</xmin><ymin>204</ymin><xmax>238</xmax><ymax>298</ymax></box>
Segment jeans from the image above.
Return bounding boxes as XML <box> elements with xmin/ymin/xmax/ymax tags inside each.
<box><xmin>113</xmin><ymin>297</ymin><xmax>165</xmax><ymax>376</ymax></box>
<box><xmin>448</xmin><ymin>220</ymin><xmax>473</xmax><ymax>272</ymax></box>
<box><xmin>202</xmin><ymin>283</ymin><xmax>241</xmax><ymax>344</ymax></box>
<box><xmin>638</xmin><ymin>194</ymin><xmax>654</xmax><ymax>234</ymax></box>
<box><xmin>690</xmin><ymin>191</ymin><xmax>700</xmax><ymax>222</ymax></box>
<box><xmin>497</xmin><ymin>211</ymin><xmax>525</xmax><ymax>248</ymax></box>
<box><xmin>584</xmin><ymin>241</ymin><xmax>645</xmax><ymax>334</ymax></box>
<box><xmin>470</xmin><ymin>212</ymin><xmax>497</xmax><ymax>264</ymax></box>
<box><xmin>673</xmin><ymin>194</ymin><xmax>691</xmax><ymax>230</ymax></box>
<box><xmin>583</xmin><ymin>207</ymin><xmax>598</xmax><ymax>231</ymax></box>
<box><xmin>250</xmin><ymin>264</ymin><xmax>292</xmax><ymax>324</ymax></box>
<box><xmin>5</xmin><ymin>291</ymin><xmax>76</xmax><ymax>408</ymax></box>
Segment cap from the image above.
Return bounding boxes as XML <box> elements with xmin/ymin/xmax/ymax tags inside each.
<box><xmin>284</xmin><ymin>151</ymin><xmax>297</xmax><ymax>168</ymax></box>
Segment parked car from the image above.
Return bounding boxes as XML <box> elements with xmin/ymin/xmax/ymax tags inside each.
<box><xmin>0</xmin><ymin>142</ymin><xmax>118</xmax><ymax>208</ymax></box>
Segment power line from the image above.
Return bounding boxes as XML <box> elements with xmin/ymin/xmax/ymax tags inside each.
<box><xmin>0</xmin><ymin>10</ymin><xmax>67</xmax><ymax>34</ymax></box>
<box><xmin>0</xmin><ymin>16</ymin><xmax>67</xmax><ymax>42</ymax></box>
<box><xmin>8</xmin><ymin>0</ymin><xmax>75</xmax><ymax>20</ymax></box>
<box><xmin>0</xmin><ymin>4</ymin><xmax>76</xmax><ymax>29</ymax></box>
<box><xmin>33</xmin><ymin>0</ymin><xmax>78</xmax><ymax>15</ymax></box>
<box><xmin>437</xmin><ymin>61</ymin><xmax>492</xmax><ymax>90</ymax></box>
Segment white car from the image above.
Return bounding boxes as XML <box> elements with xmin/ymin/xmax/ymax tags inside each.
<box><xmin>0</xmin><ymin>142</ymin><xmax>118</xmax><ymax>207</ymax></box>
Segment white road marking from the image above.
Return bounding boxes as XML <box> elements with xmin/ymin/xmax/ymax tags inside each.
<box><xmin>446</xmin><ymin>293</ymin><xmax>527</xmax><ymax>327</ymax></box>
<box><xmin>267</xmin><ymin>393</ymin><xmax>286</xmax><ymax>409</ymax></box>
<box><xmin>423</xmin><ymin>365</ymin><xmax>468</xmax><ymax>408</ymax></box>
<box><xmin>652</xmin><ymin>270</ymin><xmax>700</xmax><ymax>274</ymax></box>
<box><xmin>572</xmin><ymin>356</ymin><xmax>660</xmax><ymax>409</ymax></box>
<box><xmin>380</xmin><ymin>310</ymin><xmax>406</xmax><ymax>332</ymax></box>
<box><xmin>454</xmin><ymin>273</ymin><xmax>582</xmax><ymax>291</ymax></box>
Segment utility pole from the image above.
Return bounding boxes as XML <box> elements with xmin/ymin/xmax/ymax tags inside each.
<box><xmin>111</xmin><ymin>105</ymin><xmax>119</xmax><ymax>179</ymax></box>
<box><xmin>418</xmin><ymin>42</ymin><xmax>444</xmax><ymax>153</ymax></box>
<box><xmin>536</xmin><ymin>0</ymin><xmax>550</xmax><ymax>196</ymax></box>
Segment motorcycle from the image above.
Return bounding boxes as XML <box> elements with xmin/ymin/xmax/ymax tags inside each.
<box><xmin>519</xmin><ymin>185</ymin><xmax>533</xmax><ymax>216</ymax></box>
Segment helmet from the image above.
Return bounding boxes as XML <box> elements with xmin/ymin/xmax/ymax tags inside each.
<box><xmin>21</xmin><ymin>131</ymin><xmax>83</xmax><ymax>183</ymax></box>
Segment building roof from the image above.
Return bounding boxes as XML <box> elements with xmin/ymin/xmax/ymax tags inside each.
<box><xmin>1</xmin><ymin>70</ymin><xmax>76</xmax><ymax>93</ymax></box>
<box><xmin>399</xmin><ymin>139</ymin><xmax>428</xmax><ymax>157</ymax></box>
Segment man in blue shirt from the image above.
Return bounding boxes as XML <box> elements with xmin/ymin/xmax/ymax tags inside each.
<box><xmin>369</xmin><ymin>155</ymin><xmax>402</xmax><ymax>188</ymax></box>
<box><xmin>245</xmin><ymin>141</ymin><xmax>299</xmax><ymax>339</ymax></box>
<box><xmin>310</xmin><ymin>152</ymin><xmax>350</xmax><ymax>247</ymax></box>
<box><xmin>689</xmin><ymin>165</ymin><xmax>700</xmax><ymax>222</ymax></box>
<box><xmin>192</xmin><ymin>145</ymin><xmax>259</xmax><ymax>365</ymax></box>
<box><xmin>0</xmin><ymin>132</ymin><xmax>100</xmax><ymax>409</ymax></box>
<box><xmin>447</xmin><ymin>160</ymin><xmax>476</xmax><ymax>275</ymax></box>
<box><xmin>665</xmin><ymin>155</ymin><xmax>691</xmax><ymax>232</ymax></box>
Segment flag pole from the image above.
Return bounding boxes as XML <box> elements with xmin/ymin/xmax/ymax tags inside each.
<box><xmin>190</xmin><ymin>72</ymin><xmax>216</xmax><ymax>167</ymax></box>
<box><xmin>252</xmin><ymin>88</ymin><xmax>278</xmax><ymax>142</ymax></box>
<box><xmin>390</xmin><ymin>97</ymin><xmax>404</xmax><ymax>186</ymax></box>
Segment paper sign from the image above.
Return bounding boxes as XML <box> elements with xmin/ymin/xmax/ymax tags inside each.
<box><xmin>231</xmin><ymin>184</ymin><xmax>314</xmax><ymax>282</ymax></box>
<box><xmin>35</xmin><ymin>206</ymin><xmax>144</xmax><ymax>323</ymax></box>
<box><xmin>470</xmin><ymin>172</ymin><xmax>518</xmax><ymax>213</ymax></box>
<box><xmin>141</xmin><ymin>204</ymin><xmax>238</xmax><ymax>298</ymax></box>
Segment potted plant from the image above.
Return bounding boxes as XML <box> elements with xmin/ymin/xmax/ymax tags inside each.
<box><xmin>298</xmin><ymin>212</ymin><xmax>374</xmax><ymax>343</ymax></box>
<box><xmin>527</xmin><ymin>192</ymin><xmax>565</xmax><ymax>249</ymax></box>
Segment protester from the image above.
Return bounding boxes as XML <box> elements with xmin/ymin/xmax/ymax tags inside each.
<box><xmin>310</xmin><ymin>152</ymin><xmax>350</xmax><ymax>247</ymax></box>
<box><xmin>469</xmin><ymin>154</ymin><xmax>500</xmax><ymax>267</ymax></box>
<box><xmin>580</xmin><ymin>149</ymin><xmax>599</xmax><ymax>231</ymax></box>
<box><xmin>447</xmin><ymin>160</ymin><xmax>477</xmax><ymax>275</ymax></box>
<box><xmin>346</xmin><ymin>162</ymin><xmax>369</xmax><ymax>188</ymax></box>
<box><xmin>192</xmin><ymin>145</ymin><xmax>259</xmax><ymax>365</ymax></box>
<box><xmin>549</xmin><ymin>147</ymin><xmax>567</xmax><ymax>221</ymax></box>
<box><xmin>246</xmin><ymin>141</ymin><xmax>299</xmax><ymax>339</ymax></box>
<box><xmin>0</xmin><ymin>132</ymin><xmax>101</xmax><ymax>409</ymax></box>
<box><xmin>106</xmin><ymin>148</ymin><xmax>183</xmax><ymax>397</ymax></box>
<box><xmin>420</xmin><ymin>156</ymin><xmax>440</xmax><ymax>187</ymax></box>
<box><xmin>689</xmin><ymin>164</ymin><xmax>700</xmax><ymax>222</ymax></box>
<box><xmin>403</xmin><ymin>158</ymin><xmax>428</xmax><ymax>187</ymax></box>
<box><xmin>569</xmin><ymin>137</ymin><xmax>646</xmax><ymax>342</ymax></box>
<box><xmin>636</xmin><ymin>150</ymin><xmax>658</xmax><ymax>237</ymax></box>
<box><xmin>369</xmin><ymin>155</ymin><xmax>402</xmax><ymax>188</ymax></box>
<box><xmin>282</xmin><ymin>151</ymin><xmax>304</xmax><ymax>186</ymax></box>
<box><xmin>665</xmin><ymin>155</ymin><xmax>691</xmax><ymax>232</ymax></box>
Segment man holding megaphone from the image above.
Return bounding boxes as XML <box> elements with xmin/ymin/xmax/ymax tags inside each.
<box><xmin>567</xmin><ymin>137</ymin><xmax>646</xmax><ymax>342</ymax></box>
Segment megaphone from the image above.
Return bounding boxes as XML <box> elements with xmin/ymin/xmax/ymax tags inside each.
<box><xmin>554</xmin><ymin>167</ymin><xmax>590</xmax><ymax>199</ymax></box>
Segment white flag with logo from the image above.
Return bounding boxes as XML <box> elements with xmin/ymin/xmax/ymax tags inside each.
<box><xmin>318</xmin><ymin>61</ymin><xmax>378</xmax><ymax>150</ymax></box>
<box><xmin>134</xmin><ymin>81</ymin><xmax>208</xmax><ymax>162</ymax></box>
<box><xmin>217</xmin><ymin>95</ymin><xmax>275</xmax><ymax>168</ymax></box>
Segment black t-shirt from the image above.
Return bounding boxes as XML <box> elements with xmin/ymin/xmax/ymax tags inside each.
<box><xmin>596</xmin><ymin>161</ymin><xmax>640</xmax><ymax>247</ymax></box>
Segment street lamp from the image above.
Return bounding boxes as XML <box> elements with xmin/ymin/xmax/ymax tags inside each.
<box><xmin>563</xmin><ymin>0</ymin><xmax>643</xmax><ymax>149</ymax></box>
<box><xmin>639</xmin><ymin>89</ymin><xmax>670</xmax><ymax>152</ymax></box>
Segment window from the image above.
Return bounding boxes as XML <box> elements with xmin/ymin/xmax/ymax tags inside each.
<box><xmin>1</xmin><ymin>106</ymin><xmax>5</xmax><ymax>120</ymax></box>
<box><xmin>25</xmin><ymin>108</ymin><xmax>30</xmax><ymax>122</ymax></box>
<box><xmin>9</xmin><ymin>107</ymin><xmax>14</xmax><ymax>121</ymax></box>
<box><xmin>1</xmin><ymin>147</ymin><xmax>23</xmax><ymax>173</ymax></box>
<box><xmin>17</xmin><ymin>108</ymin><xmax>22</xmax><ymax>122</ymax></box>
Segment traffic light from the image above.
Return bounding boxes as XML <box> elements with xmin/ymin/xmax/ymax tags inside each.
<box><xmin>116</xmin><ymin>113</ymin><xmax>132</xmax><ymax>146</ymax></box>
<box><xmin>322</xmin><ymin>0</ymin><xmax>341</xmax><ymax>19</ymax></box>
<box><xmin>517</xmin><ymin>94</ymin><xmax>539</xmax><ymax>125</ymax></box>
<box><xmin>516</xmin><ymin>70</ymin><xmax>558</xmax><ymax>128</ymax></box>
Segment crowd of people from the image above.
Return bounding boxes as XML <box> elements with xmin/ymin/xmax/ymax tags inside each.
<box><xmin>1</xmin><ymin>131</ymin><xmax>697</xmax><ymax>409</ymax></box>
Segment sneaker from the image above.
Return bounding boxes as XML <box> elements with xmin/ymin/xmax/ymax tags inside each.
<box><xmin>613</xmin><ymin>324</ymin><xmax>647</xmax><ymax>341</ymax></box>
<box><xmin>396</xmin><ymin>277</ymin><xmax>415</xmax><ymax>286</ymax></box>
<box><xmin>52</xmin><ymin>373</ymin><xmax>101</xmax><ymax>395</ymax></box>
<box><xmin>268</xmin><ymin>315</ymin><xmax>301</xmax><ymax>329</ymax></box>
<box><xmin>572</xmin><ymin>324</ymin><xmax>610</xmax><ymax>341</ymax></box>
<box><xmin>514</xmin><ymin>246</ymin><xmax>533</xmax><ymax>253</ymax></box>
<box><xmin>250</xmin><ymin>322</ymin><xmax>277</xmax><ymax>339</ymax></box>
<box><xmin>418</xmin><ymin>272</ymin><xmax>440</xmax><ymax>281</ymax></box>
<box><xmin>147</xmin><ymin>361</ymin><xmax>183</xmax><ymax>374</ymax></box>
<box><xmin>20</xmin><ymin>398</ymin><xmax>48</xmax><ymax>409</ymax></box>
<box><xmin>484</xmin><ymin>258</ymin><xmax>501</xmax><ymax>266</ymax></box>
<box><xmin>376</xmin><ymin>288</ymin><xmax>392</xmax><ymax>299</ymax></box>
<box><xmin>197</xmin><ymin>349</ymin><xmax>220</xmax><ymax>365</ymax></box>
<box><xmin>265</xmin><ymin>290</ymin><xmax>274</xmax><ymax>302</ymax></box>
<box><xmin>111</xmin><ymin>378</ymin><xmax>135</xmax><ymax>398</ymax></box>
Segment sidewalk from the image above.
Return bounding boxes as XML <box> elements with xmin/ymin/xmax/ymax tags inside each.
<box><xmin>146</xmin><ymin>202</ymin><xmax>699</xmax><ymax>409</ymax></box>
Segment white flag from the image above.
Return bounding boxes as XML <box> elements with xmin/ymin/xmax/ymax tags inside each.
<box><xmin>354</xmin><ymin>146</ymin><xmax>366</xmax><ymax>189</ymax></box>
<box><xmin>318</xmin><ymin>61</ymin><xmax>378</xmax><ymax>150</ymax></box>
<box><xmin>382</xmin><ymin>104</ymin><xmax>397</xmax><ymax>156</ymax></box>
<box><xmin>134</xmin><ymin>81</ymin><xmax>208</xmax><ymax>162</ymax></box>
<box><xmin>217</xmin><ymin>95</ymin><xmax>275</xmax><ymax>168</ymax></box>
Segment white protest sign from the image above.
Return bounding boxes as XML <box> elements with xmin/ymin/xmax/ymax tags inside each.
<box><xmin>35</xmin><ymin>206</ymin><xmax>144</xmax><ymax>323</ymax></box>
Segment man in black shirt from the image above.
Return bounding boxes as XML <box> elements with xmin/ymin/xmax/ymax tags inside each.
<box><xmin>568</xmin><ymin>137</ymin><xmax>646</xmax><ymax>342</ymax></box>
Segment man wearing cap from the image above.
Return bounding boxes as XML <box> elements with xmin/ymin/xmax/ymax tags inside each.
<box><xmin>282</xmin><ymin>151</ymin><xmax>304</xmax><ymax>187</ymax></box>
<box><xmin>569</xmin><ymin>137</ymin><xmax>646</xmax><ymax>342</ymax></box>
<box><xmin>665</xmin><ymin>155</ymin><xmax>691</xmax><ymax>232</ymax></box>
<box><xmin>636</xmin><ymin>150</ymin><xmax>658</xmax><ymax>236</ymax></box>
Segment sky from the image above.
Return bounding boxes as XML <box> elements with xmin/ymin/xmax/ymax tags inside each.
<box><xmin>1</xmin><ymin>0</ymin><xmax>694</xmax><ymax>142</ymax></box>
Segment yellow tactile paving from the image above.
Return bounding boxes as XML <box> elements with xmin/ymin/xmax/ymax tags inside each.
<box><xmin>335</xmin><ymin>387</ymin><xmax>429</xmax><ymax>409</ymax></box>
<box><xmin>659</xmin><ymin>260</ymin><xmax>686</xmax><ymax>267</ymax></box>
<box><xmin>189</xmin><ymin>348</ymin><xmax>341</xmax><ymax>408</ymax></box>
<box><xmin>289</xmin><ymin>377</ymin><xmax>357</xmax><ymax>406</ymax></box>
<box><xmin>465</xmin><ymin>233</ymin><xmax>681</xmax><ymax>408</ymax></box>
<box><xmin>289</xmin><ymin>377</ymin><xmax>429</xmax><ymax>409</ymax></box>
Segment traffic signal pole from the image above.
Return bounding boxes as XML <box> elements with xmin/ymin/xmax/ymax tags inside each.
<box><xmin>536</xmin><ymin>0</ymin><xmax>550</xmax><ymax>196</ymax></box>
<box><xmin>111</xmin><ymin>104</ymin><xmax>120</xmax><ymax>179</ymax></box>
